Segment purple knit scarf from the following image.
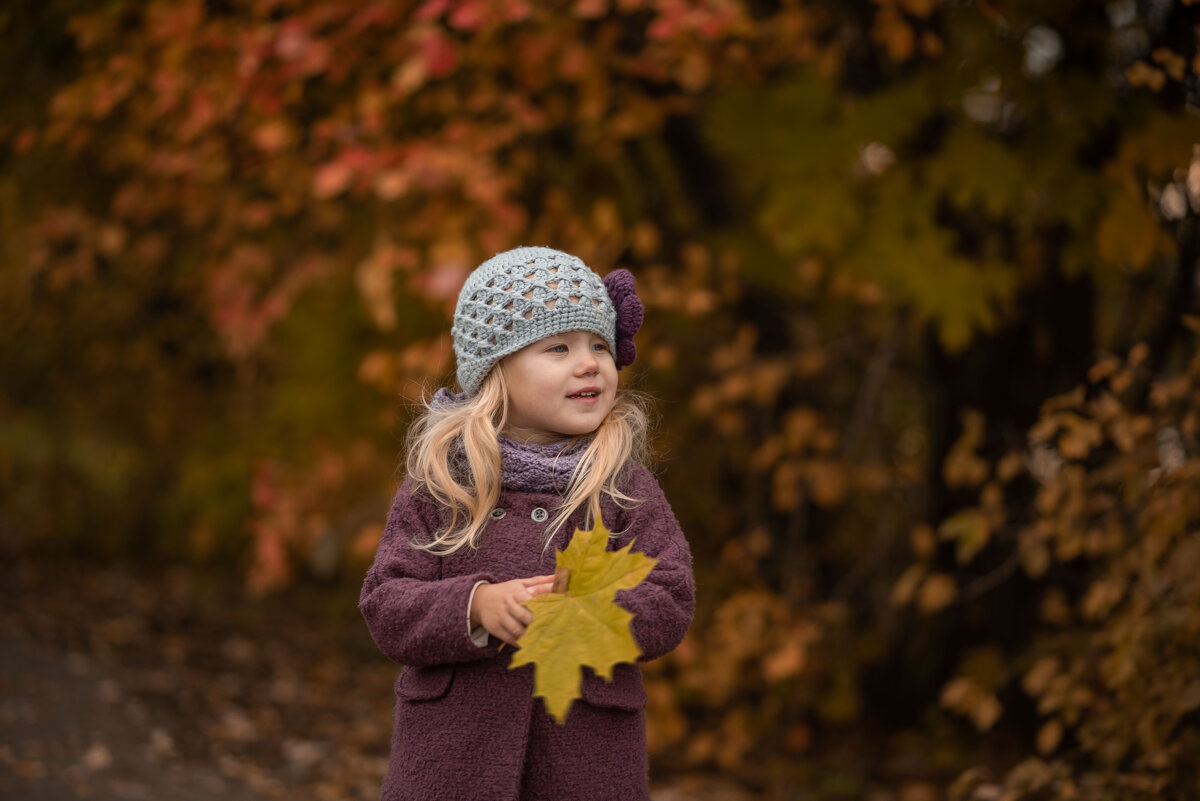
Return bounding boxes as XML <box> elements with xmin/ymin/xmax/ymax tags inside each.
<box><xmin>431</xmin><ymin>387</ymin><xmax>587</xmax><ymax>494</ymax></box>
<box><xmin>497</xmin><ymin>435</ymin><xmax>586</xmax><ymax>493</ymax></box>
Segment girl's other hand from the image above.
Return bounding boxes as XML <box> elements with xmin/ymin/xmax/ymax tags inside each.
<box><xmin>470</xmin><ymin>575</ymin><xmax>555</xmax><ymax>645</ymax></box>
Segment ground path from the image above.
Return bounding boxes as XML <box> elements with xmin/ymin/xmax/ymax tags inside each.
<box><xmin>1</xmin><ymin>557</ymin><xmax>756</xmax><ymax>801</ymax></box>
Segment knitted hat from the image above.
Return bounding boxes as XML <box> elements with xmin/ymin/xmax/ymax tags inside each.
<box><xmin>451</xmin><ymin>246</ymin><xmax>641</xmax><ymax>396</ymax></box>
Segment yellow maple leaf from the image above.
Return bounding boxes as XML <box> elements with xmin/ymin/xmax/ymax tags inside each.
<box><xmin>509</xmin><ymin>514</ymin><xmax>657</xmax><ymax>724</ymax></box>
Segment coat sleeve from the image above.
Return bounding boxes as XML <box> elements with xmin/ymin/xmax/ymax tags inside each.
<box><xmin>612</xmin><ymin>466</ymin><xmax>696</xmax><ymax>662</ymax></box>
<box><xmin>359</xmin><ymin>478</ymin><xmax>498</xmax><ymax>667</ymax></box>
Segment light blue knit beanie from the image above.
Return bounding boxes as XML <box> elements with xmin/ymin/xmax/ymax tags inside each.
<box><xmin>451</xmin><ymin>246</ymin><xmax>617</xmax><ymax>396</ymax></box>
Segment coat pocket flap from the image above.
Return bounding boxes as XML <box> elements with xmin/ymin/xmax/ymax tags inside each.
<box><xmin>395</xmin><ymin>664</ymin><xmax>455</xmax><ymax>702</ymax></box>
<box><xmin>580</xmin><ymin>663</ymin><xmax>646</xmax><ymax>711</ymax></box>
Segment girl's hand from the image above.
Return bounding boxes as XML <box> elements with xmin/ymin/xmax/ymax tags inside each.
<box><xmin>470</xmin><ymin>575</ymin><xmax>555</xmax><ymax>645</ymax></box>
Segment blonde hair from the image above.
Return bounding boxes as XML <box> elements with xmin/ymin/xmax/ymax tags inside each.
<box><xmin>404</xmin><ymin>367</ymin><xmax>650</xmax><ymax>554</ymax></box>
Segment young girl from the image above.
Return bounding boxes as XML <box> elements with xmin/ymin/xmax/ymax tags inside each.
<box><xmin>359</xmin><ymin>246</ymin><xmax>695</xmax><ymax>801</ymax></box>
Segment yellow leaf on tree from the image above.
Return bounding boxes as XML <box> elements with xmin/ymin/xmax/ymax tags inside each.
<box><xmin>509</xmin><ymin>514</ymin><xmax>657</xmax><ymax>724</ymax></box>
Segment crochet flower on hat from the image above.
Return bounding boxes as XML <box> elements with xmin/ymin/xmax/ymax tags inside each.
<box><xmin>602</xmin><ymin>269</ymin><xmax>643</xmax><ymax>370</ymax></box>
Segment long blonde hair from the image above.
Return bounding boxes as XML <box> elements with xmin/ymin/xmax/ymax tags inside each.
<box><xmin>404</xmin><ymin>366</ymin><xmax>650</xmax><ymax>554</ymax></box>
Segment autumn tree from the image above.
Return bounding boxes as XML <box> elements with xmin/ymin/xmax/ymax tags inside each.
<box><xmin>3</xmin><ymin>0</ymin><xmax>1200</xmax><ymax>796</ymax></box>
<box><xmin>666</xmin><ymin>0</ymin><xmax>1200</xmax><ymax>794</ymax></box>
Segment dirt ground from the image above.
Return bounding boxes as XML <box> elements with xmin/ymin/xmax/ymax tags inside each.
<box><xmin>0</xmin><ymin>556</ymin><xmax>759</xmax><ymax>801</ymax></box>
<box><xmin>0</xmin><ymin>556</ymin><xmax>396</xmax><ymax>800</ymax></box>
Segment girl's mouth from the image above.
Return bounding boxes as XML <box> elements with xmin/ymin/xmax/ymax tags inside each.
<box><xmin>568</xmin><ymin>390</ymin><xmax>600</xmax><ymax>400</ymax></box>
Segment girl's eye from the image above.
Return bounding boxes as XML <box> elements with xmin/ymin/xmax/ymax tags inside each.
<box><xmin>593</xmin><ymin>342</ymin><xmax>609</xmax><ymax>352</ymax></box>
<box><xmin>548</xmin><ymin>344</ymin><xmax>568</xmax><ymax>353</ymax></box>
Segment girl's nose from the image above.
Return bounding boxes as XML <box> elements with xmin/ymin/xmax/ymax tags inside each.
<box><xmin>575</xmin><ymin>351</ymin><xmax>599</xmax><ymax>375</ymax></box>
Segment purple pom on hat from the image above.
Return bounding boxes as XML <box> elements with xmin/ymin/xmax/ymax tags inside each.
<box><xmin>602</xmin><ymin>268</ymin><xmax>643</xmax><ymax>370</ymax></box>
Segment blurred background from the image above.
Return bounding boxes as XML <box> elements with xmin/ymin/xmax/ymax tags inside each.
<box><xmin>2</xmin><ymin>0</ymin><xmax>1200</xmax><ymax>799</ymax></box>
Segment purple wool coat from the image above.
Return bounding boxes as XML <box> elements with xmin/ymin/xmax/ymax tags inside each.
<box><xmin>359</xmin><ymin>463</ymin><xmax>695</xmax><ymax>801</ymax></box>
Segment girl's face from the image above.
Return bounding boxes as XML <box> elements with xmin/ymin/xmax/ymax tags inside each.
<box><xmin>499</xmin><ymin>330</ymin><xmax>618</xmax><ymax>444</ymax></box>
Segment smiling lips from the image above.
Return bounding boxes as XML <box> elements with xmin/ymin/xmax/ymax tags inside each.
<box><xmin>568</xmin><ymin>387</ymin><xmax>602</xmax><ymax>401</ymax></box>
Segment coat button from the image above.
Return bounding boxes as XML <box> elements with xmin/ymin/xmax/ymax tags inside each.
<box><xmin>530</xmin><ymin>507</ymin><xmax>549</xmax><ymax>523</ymax></box>
<box><xmin>490</xmin><ymin>508</ymin><xmax>506</xmax><ymax>519</ymax></box>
